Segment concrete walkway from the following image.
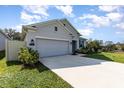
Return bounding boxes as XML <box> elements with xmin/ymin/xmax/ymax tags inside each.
<box><xmin>40</xmin><ymin>55</ymin><xmax>124</xmax><ymax>88</ymax></box>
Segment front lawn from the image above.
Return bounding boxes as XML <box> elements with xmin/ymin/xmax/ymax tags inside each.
<box><xmin>0</xmin><ymin>51</ymin><xmax>72</xmax><ymax>88</ymax></box>
<box><xmin>85</xmin><ymin>52</ymin><xmax>124</xmax><ymax>63</ymax></box>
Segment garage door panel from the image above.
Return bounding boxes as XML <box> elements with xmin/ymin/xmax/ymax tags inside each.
<box><xmin>36</xmin><ymin>38</ymin><xmax>69</xmax><ymax>57</ymax></box>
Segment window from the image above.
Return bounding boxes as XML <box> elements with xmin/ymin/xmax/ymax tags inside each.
<box><xmin>29</xmin><ymin>39</ymin><xmax>35</xmax><ymax>46</ymax></box>
<box><xmin>55</xmin><ymin>26</ymin><xmax>58</xmax><ymax>31</ymax></box>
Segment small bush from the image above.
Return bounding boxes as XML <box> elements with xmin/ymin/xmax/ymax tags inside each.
<box><xmin>18</xmin><ymin>47</ymin><xmax>39</xmax><ymax>65</ymax></box>
<box><xmin>78</xmin><ymin>47</ymin><xmax>89</xmax><ymax>54</ymax></box>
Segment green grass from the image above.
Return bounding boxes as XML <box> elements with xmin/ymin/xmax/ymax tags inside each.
<box><xmin>0</xmin><ymin>51</ymin><xmax>72</xmax><ymax>88</ymax></box>
<box><xmin>86</xmin><ymin>52</ymin><xmax>124</xmax><ymax>63</ymax></box>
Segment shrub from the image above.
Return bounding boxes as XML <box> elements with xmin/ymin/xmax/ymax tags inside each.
<box><xmin>73</xmin><ymin>47</ymin><xmax>89</xmax><ymax>54</ymax></box>
<box><xmin>18</xmin><ymin>47</ymin><xmax>39</xmax><ymax>65</ymax></box>
<box><xmin>79</xmin><ymin>47</ymin><xmax>88</xmax><ymax>54</ymax></box>
<box><xmin>86</xmin><ymin>40</ymin><xmax>102</xmax><ymax>53</ymax></box>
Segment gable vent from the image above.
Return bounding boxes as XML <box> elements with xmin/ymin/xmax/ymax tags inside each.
<box><xmin>32</xmin><ymin>26</ymin><xmax>37</xmax><ymax>28</ymax></box>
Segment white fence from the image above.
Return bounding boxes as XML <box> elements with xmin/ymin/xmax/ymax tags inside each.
<box><xmin>6</xmin><ymin>40</ymin><xmax>26</xmax><ymax>61</ymax></box>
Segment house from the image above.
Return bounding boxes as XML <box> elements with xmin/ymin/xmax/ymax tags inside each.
<box><xmin>79</xmin><ymin>37</ymin><xmax>87</xmax><ymax>48</ymax></box>
<box><xmin>22</xmin><ymin>18</ymin><xmax>81</xmax><ymax>58</ymax></box>
<box><xmin>0</xmin><ymin>30</ymin><xmax>11</xmax><ymax>51</ymax></box>
<box><xmin>104</xmin><ymin>41</ymin><xmax>113</xmax><ymax>46</ymax></box>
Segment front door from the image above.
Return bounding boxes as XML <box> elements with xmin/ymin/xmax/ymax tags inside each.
<box><xmin>72</xmin><ymin>40</ymin><xmax>77</xmax><ymax>54</ymax></box>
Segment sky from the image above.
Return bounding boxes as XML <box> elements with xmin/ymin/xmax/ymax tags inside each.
<box><xmin>0</xmin><ymin>5</ymin><xmax>124</xmax><ymax>43</ymax></box>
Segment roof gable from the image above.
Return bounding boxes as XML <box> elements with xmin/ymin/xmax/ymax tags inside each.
<box><xmin>59</xmin><ymin>18</ymin><xmax>81</xmax><ymax>36</ymax></box>
<box><xmin>22</xmin><ymin>18</ymin><xmax>81</xmax><ymax>38</ymax></box>
<box><xmin>25</xmin><ymin>19</ymin><xmax>59</xmax><ymax>27</ymax></box>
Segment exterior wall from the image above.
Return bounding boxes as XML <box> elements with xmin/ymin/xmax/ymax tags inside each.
<box><xmin>25</xmin><ymin>21</ymin><xmax>80</xmax><ymax>54</ymax></box>
<box><xmin>25</xmin><ymin>22</ymin><xmax>73</xmax><ymax>53</ymax></box>
<box><xmin>0</xmin><ymin>33</ymin><xmax>6</xmax><ymax>51</ymax></box>
<box><xmin>60</xmin><ymin>20</ymin><xmax>80</xmax><ymax>49</ymax></box>
<box><xmin>6</xmin><ymin>40</ymin><xmax>26</xmax><ymax>61</ymax></box>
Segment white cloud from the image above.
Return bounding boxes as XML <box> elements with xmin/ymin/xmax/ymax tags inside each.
<box><xmin>21</xmin><ymin>11</ymin><xmax>34</xmax><ymax>22</ymax></box>
<box><xmin>21</xmin><ymin>11</ymin><xmax>41</xmax><ymax>23</ymax></box>
<box><xmin>79</xmin><ymin>14</ymin><xmax>110</xmax><ymax>27</ymax></box>
<box><xmin>15</xmin><ymin>25</ymin><xmax>22</xmax><ymax>32</ymax></box>
<box><xmin>78</xmin><ymin>16</ymin><xmax>84</xmax><ymax>20</ymax></box>
<box><xmin>11</xmin><ymin>24</ymin><xmax>24</xmax><ymax>32</ymax></box>
<box><xmin>22</xmin><ymin>5</ymin><xmax>49</xmax><ymax>17</ymax></box>
<box><xmin>99</xmin><ymin>6</ymin><xmax>120</xmax><ymax>12</ymax></box>
<box><xmin>114</xmin><ymin>23</ymin><xmax>124</xmax><ymax>35</ymax></box>
<box><xmin>116</xmin><ymin>31</ymin><xmax>121</xmax><ymax>34</ymax></box>
<box><xmin>106</xmin><ymin>12</ymin><xmax>123</xmax><ymax>21</ymax></box>
<box><xmin>78</xmin><ymin>11</ymin><xmax>124</xmax><ymax>28</ymax></box>
<box><xmin>78</xmin><ymin>28</ymin><xmax>94</xmax><ymax>36</ymax></box>
<box><xmin>21</xmin><ymin>5</ymin><xmax>49</xmax><ymax>24</ymax></box>
<box><xmin>116</xmin><ymin>31</ymin><xmax>124</xmax><ymax>35</ymax></box>
<box><xmin>115</xmin><ymin>23</ymin><xmax>124</xmax><ymax>30</ymax></box>
<box><xmin>55</xmin><ymin>5</ymin><xmax>74</xmax><ymax>17</ymax></box>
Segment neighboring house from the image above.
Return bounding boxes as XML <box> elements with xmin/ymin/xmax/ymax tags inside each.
<box><xmin>0</xmin><ymin>31</ymin><xmax>11</xmax><ymax>51</ymax></box>
<box><xmin>79</xmin><ymin>37</ymin><xmax>87</xmax><ymax>48</ymax></box>
<box><xmin>104</xmin><ymin>41</ymin><xmax>113</xmax><ymax>46</ymax></box>
<box><xmin>22</xmin><ymin>18</ymin><xmax>81</xmax><ymax>58</ymax></box>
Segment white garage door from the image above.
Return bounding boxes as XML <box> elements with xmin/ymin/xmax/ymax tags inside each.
<box><xmin>36</xmin><ymin>38</ymin><xmax>69</xmax><ymax>57</ymax></box>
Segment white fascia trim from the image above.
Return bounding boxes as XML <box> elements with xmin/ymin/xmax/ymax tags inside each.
<box><xmin>23</xmin><ymin>25</ymin><xmax>37</xmax><ymax>31</ymax></box>
<box><xmin>27</xmin><ymin>19</ymin><xmax>58</xmax><ymax>27</ymax></box>
<box><xmin>62</xmin><ymin>19</ymin><xmax>81</xmax><ymax>36</ymax></box>
<box><xmin>26</xmin><ymin>26</ymin><xmax>37</xmax><ymax>31</ymax></box>
<box><xmin>35</xmin><ymin>36</ymin><xmax>69</xmax><ymax>42</ymax></box>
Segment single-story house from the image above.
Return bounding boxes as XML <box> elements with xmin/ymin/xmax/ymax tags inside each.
<box><xmin>79</xmin><ymin>37</ymin><xmax>87</xmax><ymax>48</ymax></box>
<box><xmin>0</xmin><ymin>30</ymin><xmax>11</xmax><ymax>51</ymax></box>
<box><xmin>22</xmin><ymin>18</ymin><xmax>81</xmax><ymax>58</ymax></box>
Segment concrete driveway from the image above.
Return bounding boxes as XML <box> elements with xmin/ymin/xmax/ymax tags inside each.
<box><xmin>41</xmin><ymin>55</ymin><xmax>124</xmax><ymax>88</ymax></box>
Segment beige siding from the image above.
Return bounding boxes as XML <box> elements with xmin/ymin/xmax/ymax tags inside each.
<box><xmin>25</xmin><ymin>21</ymin><xmax>80</xmax><ymax>55</ymax></box>
<box><xmin>60</xmin><ymin>20</ymin><xmax>80</xmax><ymax>48</ymax></box>
<box><xmin>6</xmin><ymin>40</ymin><xmax>26</xmax><ymax>61</ymax></box>
<box><xmin>25</xmin><ymin>22</ymin><xmax>73</xmax><ymax>53</ymax></box>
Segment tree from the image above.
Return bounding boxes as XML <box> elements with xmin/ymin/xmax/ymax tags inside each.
<box><xmin>3</xmin><ymin>28</ymin><xmax>24</xmax><ymax>41</ymax></box>
<box><xmin>20</xmin><ymin>30</ymin><xmax>26</xmax><ymax>41</ymax></box>
<box><xmin>103</xmin><ymin>41</ymin><xmax>118</xmax><ymax>52</ymax></box>
<box><xmin>4</xmin><ymin>28</ymin><xmax>16</xmax><ymax>39</ymax></box>
<box><xmin>13</xmin><ymin>32</ymin><xmax>22</xmax><ymax>40</ymax></box>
